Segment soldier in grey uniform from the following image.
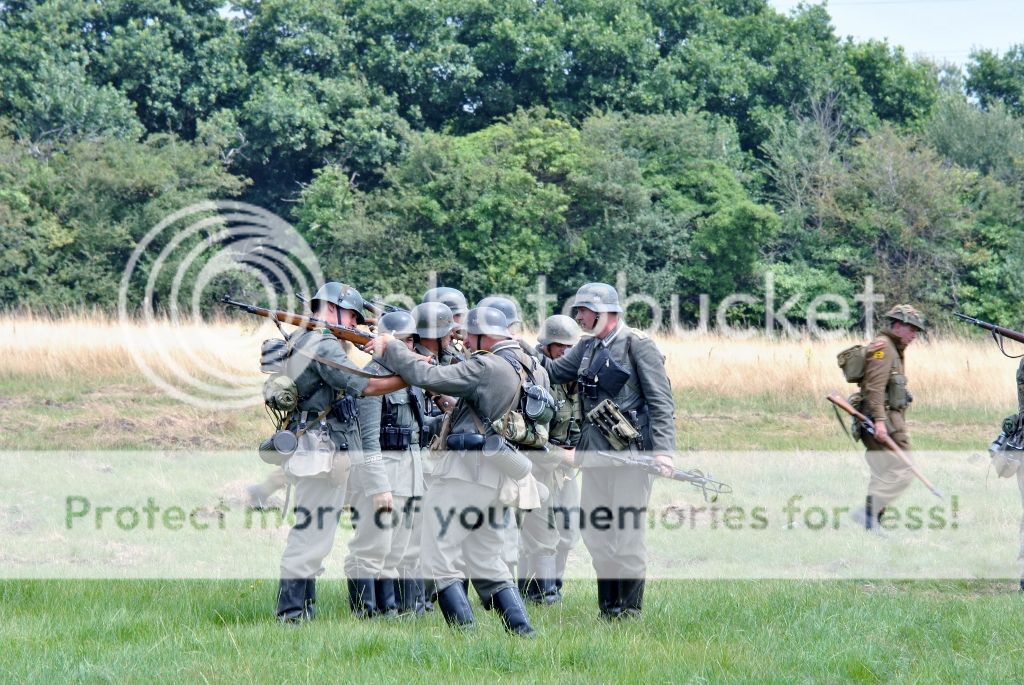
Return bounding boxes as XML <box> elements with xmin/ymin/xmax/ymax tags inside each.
<box><xmin>534</xmin><ymin>315</ymin><xmax>584</xmax><ymax>600</ymax></box>
<box><xmin>423</xmin><ymin>287</ymin><xmax>469</xmax><ymax>359</ymax></box>
<box><xmin>541</xmin><ymin>283</ymin><xmax>676</xmax><ymax>620</ymax></box>
<box><xmin>374</xmin><ymin>311</ymin><xmax>429</xmax><ymax>615</ymax></box>
<box><xmin>364</xmin><ymin>307</ymin><xmax>536</xmax><ymax>636</ymax></box>
<box><xmin>275</xmin><ymin>283</ymin><xmax>406</xmax><ymax>623</ymax></box>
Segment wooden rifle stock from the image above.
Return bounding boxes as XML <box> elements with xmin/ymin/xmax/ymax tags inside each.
<box><xmin>222</xmin><ymin>297</ymin><xmax>375</xmax><ymax>346</ymax></box>
<box><xmin>826</xmin><ymin>392</ymin><xmax>943</xmax><ymax>499</ymax></box>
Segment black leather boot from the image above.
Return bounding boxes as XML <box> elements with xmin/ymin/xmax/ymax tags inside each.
<box><xmin>275</xmin><ymin>578</ymin><xmax>312</xmax><ymax>623</ymax></box>
<box><xmin>397</xmin><ymin>577</ymin><xmax>423</xmax><ymax>615</ymax></box>
<box><xmin>491</xmin><ymin>586</ymin><xmax>536</xmax><ymax>637</ymax></box>
<box><xmin>554</xmin><ymin>548</ymin><xmax>570</xmax><ymax>594</ymax></box>
<box><xmin>436</xmin><ymin>581</ymin><xmax>475</xmax><ymax>628</ymax></box>
<box><xmin>530</xmin><ymin>555</ymin><xmax>560</xmax><ymax>605</ymax></box>
<box><xmin>597</xmin><ymin>578</ymin><xmax>622</xmax><ymax>619</ymax></box>
<box><xmin>618</xmin><ymin>578</ymin><xmax>645</xmax><ymax>619</ymax></box>
<box><xmin>304</xmin><ymin>578</ymin><xmax>317</xmax><ymax>620</ymax></box>
<box><xmin>375</xmin><ymin>578</ymin><xmax>398</xmax><ymax>618</ymax></box>
<box><xmin>347</xmin><ymin>578</ymin><xmax>378</xmax><ymax>619</ymax></box>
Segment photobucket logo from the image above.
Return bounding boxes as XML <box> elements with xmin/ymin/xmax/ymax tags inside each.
<box><xmin>117</xmin><ymin>201</ymin><xmax>323</xmax><ymax>409</ymax></box>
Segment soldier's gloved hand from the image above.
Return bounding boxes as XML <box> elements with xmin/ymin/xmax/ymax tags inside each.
<box><xmin>874</xmin><ymin>420</ymin><xmax>889</xmax><ymax>442</ymax></box>
<box><xmin>653</xmin><ymin>454</ymin><xmax>674</xmax><ymax>477</ymax></box>
<box><xmin>373</xmin><ymin>491</ymin><xmax>394</xmax><ymax>513</ymax></box>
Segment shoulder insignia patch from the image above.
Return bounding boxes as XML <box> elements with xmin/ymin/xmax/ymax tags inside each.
<box><xmin>629</xmin><ymin>327</ymin><xmax>649</xmax><ymax>340</ymax></box>
<box><xmin>870</xmin><ymin>349</ymin><xmax>885</xmax><ymax>360</ymax></box>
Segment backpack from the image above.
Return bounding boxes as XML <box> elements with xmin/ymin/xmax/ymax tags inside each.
<box><xmin>837</xmin><ymin>344</ymin><xmax>867</xmax><ymax>383</ymax></box>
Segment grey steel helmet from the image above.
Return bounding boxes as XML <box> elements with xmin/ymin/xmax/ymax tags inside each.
<box><xmin>570</xmin><ymin>282</ymin><xmax>622</xmax><ymax>315</ymax></box>
<box><xmin>884</xmin><ymin>304</ymin><xmax>927</xmax><ymax>332</ymax></box>
<box><xmin>311</xmin><ymin>282</ymin><xmax>366</xmax><ymax>324</ymax></box>
<box><xmin>411</xmin><ymin>302</ymin><xmax>457</xmax><ymax>339</ymax></box>
<box><xmin>423</xmin><ymin>286</ymin><xmax>469</xmax><ymax>316</ymax></box>
<box><xmin>476</xmin><ymin>296</ymin><xmax>522</xmax><ymax>326</ymax></box>
<box><xmin>538</xmin><ymin>314</ymin><xmax>581</xmax><ymax>346</ymax></box>
<box><xmin>465</xmin><ymin>306</ymin><xmax>511</xmax><ymax>338</ymax></box>
<box><xmin>378</xmin><ymin>310</ymin><xmax>417</xmax><ymax>339</ymax></box>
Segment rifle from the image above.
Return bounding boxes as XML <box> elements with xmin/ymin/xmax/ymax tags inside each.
<box><xmin>826</xmin><ymin>392</ymin><xmax>943</xmax><ymax>499</ymax></box>
<box><xmin>599</xmin><ymin>451</ymin><xmax>733</xmax><ymax>502</ymax></box>
<box><xmin>221</xmin><ymin>296</ymin><xmax>374</xmax><ymax>347</ymax></box>
<box><xmin>953</xmin><ymin>312</ymin><xmax>1024</xmax><ymax>358</ymax></box>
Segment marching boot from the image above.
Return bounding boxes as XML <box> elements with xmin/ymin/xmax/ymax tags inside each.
<box><xmin>397</xmin><ymin>577</ymin><xmax>422</xmax><ymax>615</ymax></box>
<box><xmin>596</xmin><ymin>578</ymin><xmax>622</xmax><ymax>619</ymax></box>
<box><xmin>347</xmin><ymin>578</ymin><xmax>378</xmax><ymax>619</ymax></box>
<box><xmin>519</xmin><ymin>556</ymin><xmax>540</xmax><ymax>601</ymax></box>
<box><xmin>554</xmin><ymin>548</ymin><xmax>570</xmax><ymax>594</ymax></box>
<box><xmin>531</xmin><ymin>555</ymin><xmax>560</xmax><ymax>605</ymax></box>
<box><xmin>618</xmin><ymin>578</ymin><xmax>645</xmax><ymax>619</ymax></box>
<box><xmin>491</xmin><ymin>586</ymin><xmax>536</xmax><ymax>637</ymax></box>
<box><xmin>436</xmin><ymin>581</ymin><xmax>475</xmax><ymax>628</ymax></box>
<box><xmin>375</xmin><ymin>578</ymin><xmax>398</xmax><ymax>618</ymax></box>
<box><xmin>303</xmin><ymin>578</ymin><xmax>317</xmax><ymax>620</ymax></box>
<box><xmin>275</xmin><ymin>578</ymin><xmax>312</xmax><ymax>624</ymax></box>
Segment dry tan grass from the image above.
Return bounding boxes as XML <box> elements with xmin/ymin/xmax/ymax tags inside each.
<box><xmin>1</xmin><ymin>314</ymin><xmax>1018</xmax><ymax>410</ymax></box>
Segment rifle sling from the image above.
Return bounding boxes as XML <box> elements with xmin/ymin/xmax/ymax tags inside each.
<box><xmin>292</xmin><ymin>348</ymin><xmax>398</xmax><ymax>379</ymax></box>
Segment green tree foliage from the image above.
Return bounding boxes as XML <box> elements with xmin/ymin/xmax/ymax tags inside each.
<box><xmin>0</xmin><ymin>127</ymin><xmax>246</xmax><ymax>308</ymax></box>
<box><xmin>967</xmin><ymin>45</ymin><xmax>1024</xmax><ymax>116</ymax></box>
<box><xmin>1</xmin><ymin>0</ymin><xmax>1023</xmax><ymax>329</ymax></box>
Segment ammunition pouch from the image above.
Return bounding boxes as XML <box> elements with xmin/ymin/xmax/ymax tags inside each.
<box><xmin>258</xmin><ymin>430</ymin><xmax>298</xmax><ymax>466</ymax></box>
<box><xmin>586</xmin><ymin>399</ymin><xmax>643</xmax><ymax>451</ymax></box>
<box><xmin>482</xmin><ymin>434</ymin><xmax>533</xmax><ymax>480</ymax></box>
<box><xmin>886</xmin><ymin>374</ymin><xmax>910</xmax><ymax>411</ymax></box>
<box><xmin>381</xmin><ymin>425</ymin><xmax>414</xmax><ymax>451</ymax></box>
<box><xmin>261</xmin><ymin>338</ymin><xmax>289</xmax><ymax>374</ymax></box>
<box><xmin>578</xmin><ymin>348</ymin><xmax>631</xmax><ymax>401</ymax></box>
<box><xmin>331</xmin><ymin>395</ymin><xmax>359</xmax><ymax>423</ymax></box>
<box><xmin>446</xmin><ymin>432</ymin><xmax>487</xmax><ymax>451</ymax></box>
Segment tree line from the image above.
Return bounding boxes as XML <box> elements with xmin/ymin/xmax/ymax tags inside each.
<box><xmin>2</xmin><ymin>0</ymin><xmax>1023</xmax><ymax>329</ymax></box>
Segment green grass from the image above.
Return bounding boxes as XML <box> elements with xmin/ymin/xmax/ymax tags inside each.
<box><xmin>3</xmin><ymin>580</ymin><xmax>1024</xmax><ymax>683</ymax></box>
<box><xmin>2</xmin><ymin>371</ymin><xmax>1021</xmax><ymax>683</ymax></box>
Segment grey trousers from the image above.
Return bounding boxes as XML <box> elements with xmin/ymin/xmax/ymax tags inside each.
<box><xmin>382</xmin><ymin>495</ymin><xmax>423</xmax><ymax>579</ymax></box>
<box><xmin>580</xmin><ymin>466</ymin><xmax>653</xmax><ymax>580</ymax></box>
<box><xmin>419</xmin><ymin>477</ymin><xmax>515</xmax><ymax>602</ymax></box>
<box><xmin>554</xmin><ymin>470</ymin><xmax>582</xmax><ymax>558</ymax></box>
<box><xmin>344</xmin><ymin>490</ymin><xmax>390</xmax><ymax>579</ymax></box>
<box><xmin>280</xmin><ymin>476</ymin><xmax>346</xmax><ymax>579</ymax></box>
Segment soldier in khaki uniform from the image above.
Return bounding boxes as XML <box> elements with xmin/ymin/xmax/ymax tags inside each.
<box><xmin>365</xmin><ymin>307</ymin><xmax>536</xmax><ymax>636</ymax></box>
<box><xmin>854</xmin><ymin>304</ymin><xmax>926</xmax><ymax>530</ymax></box>
<box><xmin>275</xmin><ymin>283</ymin><xmax>405</xmax><ymax>623</ymax></box>
<box><xmin>534</xmin><ymin>315</ymin><xmax>584</xmax><ymax>600</ymax></box>
<box><xmin>542</xmin><ymin>283</ymin><xmax>676</xmax><ymax>620</ymax></box>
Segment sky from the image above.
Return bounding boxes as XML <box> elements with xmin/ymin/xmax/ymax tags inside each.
<box><xmin>768</xmin><ymin>0</ymin><xmax>1024</xmax><ymax>65</ymax></box>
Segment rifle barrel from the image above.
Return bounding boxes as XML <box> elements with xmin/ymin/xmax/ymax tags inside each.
<box><xmin>953</xmin><ymin>312</ymin><xmax>1024</xmax><ymax>346</ymax></box>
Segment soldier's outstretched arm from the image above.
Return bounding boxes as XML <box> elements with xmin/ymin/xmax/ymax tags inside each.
<box><xmin>381</xmin><ymin>341</ymin><xmax>491</xmax><ymax>399</ymax></box>
<box><xmin>314</xmin><ymin>337</ymin><xmax>407</xmax><ymax>397</ymax></box>
<box><xmin>541</xmin><ymin>339</ymin><xmax>587</xmax><ymax>384</ymax></box>
<box><xmin>633</xmin><ymin>337</ymin><xmax>677</xmax><ymax>455</ymax></box>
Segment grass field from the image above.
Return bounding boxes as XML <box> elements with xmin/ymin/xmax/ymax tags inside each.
<box><xmin>3</xmin><ymin>315</ymin><xmax>1024</xmax><ymax>683</ymax></box>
